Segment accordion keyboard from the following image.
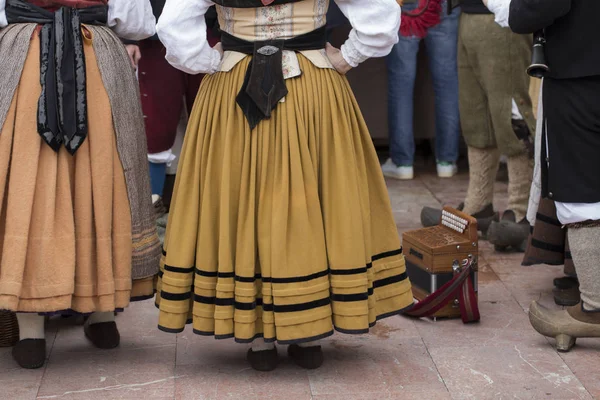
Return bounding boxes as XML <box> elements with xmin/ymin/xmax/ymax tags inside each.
<box><xmin>441</xmin><ymin>210</ymin><xmax>468</xmax><ymax>234</ymax></box>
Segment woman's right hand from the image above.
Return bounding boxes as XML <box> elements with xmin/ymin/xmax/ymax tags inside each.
<box><xmin>325</xmin><ymin>43</ymin><xmax>352</xmax><ymax>75</ymax></box>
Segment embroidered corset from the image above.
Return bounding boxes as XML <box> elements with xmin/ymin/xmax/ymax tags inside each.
<box><xmin>216</xmin><ymin>0</ymin><xmax>333</xmax><ymax>77</ymax></box>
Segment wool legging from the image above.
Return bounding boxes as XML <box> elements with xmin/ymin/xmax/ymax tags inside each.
<box><xmin>464</xmin><ymin>146</ymin><xmax>532</xmax><ymax>221</ymax></box>
<box><xmin>568</xmin><ymin>226</ymin><xmax>600</xmax><ymax>310</ymax></box>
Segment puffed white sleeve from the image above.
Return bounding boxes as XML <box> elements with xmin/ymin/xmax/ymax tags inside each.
<box><xmin>0</xmin><ymin>0</ymin><xmax>8</xmax><ymax>28</ymax></box>
<box><xmin>107</xmin><ymin>0</ymin><xmax>157</xmax><ymax>41</ymax></box>
<box><xmin>486</xmin><ymin>0</ymin><xmax>511</xmax><ymax>27</ymax></box>
<box><xmin>156</xmin><ymin>0</ymin><xmax>221</xmax><ymax>75</ymax></box>
<box><xmin>334</xmin><ymin>0</ymin><xmax>401</xmax><ymax>68</ymax></box>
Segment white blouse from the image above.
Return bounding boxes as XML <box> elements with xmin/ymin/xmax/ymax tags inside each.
<box><xmin>486</xmin><ymin>0</ymin><xmax>511</xmax><ymax>28</ymax></box>
<box><xmin>156</xmin><ymin>0</ymin><xmax>401</xmax><ymax>75</ymax></box>
<box><xmin>0</xmin><ymin>0</ymin><xmax>157</xmax><ymax>41</ymax></box>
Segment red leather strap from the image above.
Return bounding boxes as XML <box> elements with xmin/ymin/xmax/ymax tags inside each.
<box><xmin>458</xmin><ymin>274</ymin><xmax>480</xmax><ymax>323</ymax></box>
<box><xmin>404</xmin><ymin>259</ymin><xmax>480</xmax><ymax>323</ymax></box>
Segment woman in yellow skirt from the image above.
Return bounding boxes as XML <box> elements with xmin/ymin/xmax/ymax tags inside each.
<box><xmin>156</xmin><ymin>0</ymin><xmax>413</xmax><ymax>371</ymax></box>
<box><xmin>0</xmin><ymin>0</ymin><xmax>160</xmax><ymax>368</ymax></box>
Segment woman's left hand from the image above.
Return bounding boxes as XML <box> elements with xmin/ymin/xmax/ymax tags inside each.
<box><xmin>325</xmin><ymin>43</ymin><xmax>352</xmax><ymax>75</ymax></box>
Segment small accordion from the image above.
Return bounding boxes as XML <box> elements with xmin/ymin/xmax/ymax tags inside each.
<box><xmin>402</xmin><ymin>207</ymin><xmax>479</xmax><ymax>320</ymax></box>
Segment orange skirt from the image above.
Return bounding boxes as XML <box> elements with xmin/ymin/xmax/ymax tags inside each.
<box><xmin>0</xmin><ymin>30</ymin><xmax>132</xmax><ymax>313</ymax></box>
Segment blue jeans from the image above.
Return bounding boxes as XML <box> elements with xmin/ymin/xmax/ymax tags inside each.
<box><xmin>386</xmin><ymin>1</ymin><xmax>460</xmax><ymax>166</ymax></box>
<box><xmin>149</xmin><ymin>161</ymin><xmax>167</xmax><ymax>196</ymax></box>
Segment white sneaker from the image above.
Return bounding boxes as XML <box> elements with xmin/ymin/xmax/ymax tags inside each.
<box><xmin>436</xmin><ymin>162</ymin><xmax>458</xmax><ymax>178</ymax></box>
<box><xmin>382</xmin><ymin>159</ymin><xmax>414</xmax><ymax>180</ymax></box>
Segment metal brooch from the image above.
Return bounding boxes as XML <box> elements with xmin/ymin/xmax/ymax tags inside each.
<box><xmin>257</xmin><ymin>45</ymin><xmax>280</xmax><ymax>56</ymax></box>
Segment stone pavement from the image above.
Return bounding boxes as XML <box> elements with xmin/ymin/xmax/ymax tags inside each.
<box><xmin>1</xmin><ymin>168</ymin><xmax>599</xmax><ymax>400</ymax></box>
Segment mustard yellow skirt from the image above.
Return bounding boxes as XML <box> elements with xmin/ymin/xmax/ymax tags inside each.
<box><xmin>0</xmin><ymin>31</ymin><xmax>133</xmax><ymax>313</ymax></box>
<box><xmin>157</xmin><ymin>56</ymin><xmax>413</xmax><ymax>344</ymax></box>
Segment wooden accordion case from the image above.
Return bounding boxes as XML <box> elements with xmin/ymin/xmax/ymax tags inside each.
<box><xmin>402</xmin><ymin>207</ymin><xmax>479</xmax><ymax>319</ymax></box>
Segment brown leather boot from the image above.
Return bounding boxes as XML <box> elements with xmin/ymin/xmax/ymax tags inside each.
<box><xmin>247</xmin><ymin>347</ymin><xmax>278</xmax><ymax>372</ymax></box>
<box><xmin>12</xmin><ymin>339</ymin><xmax>46</xmax><ymax>369</ymax></box>
<box><xmin>529</xmin><ymin>301</ymin><xmax>600</xmax><ymax>352</ymax></box>
<box><xmin>288</xmin><ymin>344</ymin><xmax>324</xmax><ymax>369</ymax></box>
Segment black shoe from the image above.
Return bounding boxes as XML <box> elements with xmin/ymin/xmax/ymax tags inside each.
<box><xmin>247</xmin><ymin>347</ymin><xmax>278</xmax><ymax>372</ymax></box>
<box><xmin>488</xmin><ymin>210</ymin><xmax>530</xmax><ymax>252</ymax></box>
<box><xmin>12</xmin><ymin>339</ymin><xmax>46</xmax><ymax>369</ymax></box>
<box><xmin>420</xmin><ymin>203</ymin><xmax>498</xmax><ymax>237</ymax></box>
<box><xmin>553</xmin><ymin>276</ymin><xmax>579</xmax><ymax>290</ymax></box>
<box><xmin>500</xmin><ymin>209</ymin><xmax>517</xmax><ymax>223</ymax></box>
<box><xmin>553</xmin><ymin>286</ymin><xmax>581</xmax><ymax>307</ymax></box>
<box><xmin>84</xmin><ymin>321</ymin><xmax>120</xmax><ymax>349</ymax></box>
<box><xmin>287</xmin><ymin>344</ymin><xmax>324</xmax><ymax>370</ymax></box>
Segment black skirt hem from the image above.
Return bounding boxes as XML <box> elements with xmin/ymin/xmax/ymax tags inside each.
<box><xmin>175</xmin><ymin>305</ymin><xmax>413</xmax><ymax>343</ymax></box>
<box><xmin>157</xmin><ymin>325</ymin><xmax>185</xmax><ymax>334</ymax></box>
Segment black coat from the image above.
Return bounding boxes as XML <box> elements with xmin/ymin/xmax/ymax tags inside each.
<box><xmin>509</xmin><ymin>0</ymin><xmax>600</xmax><ymax>79</ymax></box>
<box><xmin>509</xmin><ymin>0</ymin><xmax>600</xmax><ymax>203</ymax></box>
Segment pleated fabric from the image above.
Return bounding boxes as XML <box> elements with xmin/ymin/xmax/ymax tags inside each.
<box><xmin>156</xmin><ymin>55</ymin><xmax>413</xmax><ymax>344</ymax></box>
<box><xmin>0</xmin><ymin>30</ymin><xmax>132</xmax><ymax>313</ymax></box>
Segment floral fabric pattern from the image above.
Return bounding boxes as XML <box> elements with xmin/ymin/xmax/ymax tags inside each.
<box><xmin>255</xmin><ymin>4</ymin><xmax>294</xmax><ymax>40</ymax></box>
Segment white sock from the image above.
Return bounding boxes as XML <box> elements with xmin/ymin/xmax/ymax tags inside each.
<box><xmin>251</xmin><ymin>338</ymin><xmax>275</xmax><ymax>352</ymax></box>
<box><xmin>298</xmin><ymin>340</ymin><xmax>320</xmax><ymax>348</ymax></box>
<box><xmin>87</xmin><ymin>311</ymin><xmax>115</xmax><ymax>326</ymax></box>
<box><xmin>152</xmin><ymin>194</ymin><xmax>161</xmax><ymax>203</ymax></box>
<box><xmin>16</xmin><ymin>313</ymin><xmax>45</xmax><ymax>340</ymax></box>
